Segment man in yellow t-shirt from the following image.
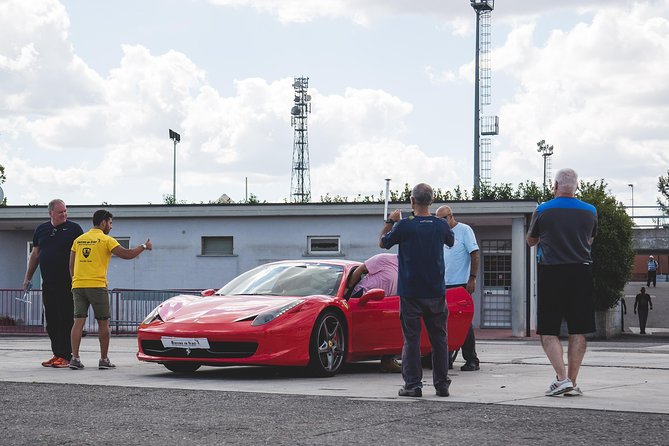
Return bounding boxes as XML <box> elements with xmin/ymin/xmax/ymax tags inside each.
<box><xmin>69</xmin><ymin>209</ymin><xmax>153</xmax><ymax>370</ymax></box>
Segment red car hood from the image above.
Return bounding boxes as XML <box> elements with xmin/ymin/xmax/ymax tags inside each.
<box><xmin>159</xmin><ymin>294</ymin><xmax>305</xmax><ymax>324</ymax></box>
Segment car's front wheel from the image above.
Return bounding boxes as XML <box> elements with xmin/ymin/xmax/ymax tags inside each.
<box><xmin>308</xmin><ymin>310</ymin><xmax>346</xmax><ymax>377</ymax></box>
<box><xmin>163</xmin><ymin>362</ymin><xmax>201</xmax><ymax>374</ymax></box>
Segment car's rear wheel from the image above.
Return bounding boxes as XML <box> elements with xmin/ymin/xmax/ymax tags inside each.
<box><xmin>308</xmin><ymin>310</ymin><xmax>346</xmax><ymax>377</ymax></box>
<box><xmin>163</xmin><ymin>362</ymin><xmax>201</xmax><ymax>373</ymax></box>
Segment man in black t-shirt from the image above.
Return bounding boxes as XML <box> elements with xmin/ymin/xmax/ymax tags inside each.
<box><xmin>634</xmin><ymin>287</ymin><xmax>653</xmax><ymax>335</ymax></box>
<box><xmin>23</xmin><ymin>199</ymin><xmax>83</xmax><ymax>368</ymax></box>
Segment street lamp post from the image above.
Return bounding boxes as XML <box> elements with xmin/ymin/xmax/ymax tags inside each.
<box><xmin>169</xmin><ymin>129</ymin><xmax>181</xmax><ymax>204</ymax></box>
<box><xmin>628</xmin><ymin>183</ymin><xmax>634</xmax><ymax>219</ymax></box>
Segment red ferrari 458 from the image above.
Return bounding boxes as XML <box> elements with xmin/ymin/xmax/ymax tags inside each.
<box><xmin>137</xmin><ymin>260</ymin><xmax>474</xmax><ymax>376</ymax></box>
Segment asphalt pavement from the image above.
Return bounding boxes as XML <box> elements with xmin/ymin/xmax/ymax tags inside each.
<box><xmin>0</xmin><ymin>333</ymin><xmax>667</xmax><ymax>445</ymax></box>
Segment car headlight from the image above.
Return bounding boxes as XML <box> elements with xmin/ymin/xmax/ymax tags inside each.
<box><xmin>141</xmin><ymin>305</ymin><xmax>164</xmax><ymax>325</ymax></box>
<box><xmin>251</xmin><ymin>300</ymin><xmax>305</xmax><ymax>326</ymax></box>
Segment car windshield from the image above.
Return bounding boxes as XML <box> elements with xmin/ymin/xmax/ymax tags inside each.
<box><xmin>217</xmin><ymin>263</ymin><xmax>344</xmax><ymax>297</ymax></box>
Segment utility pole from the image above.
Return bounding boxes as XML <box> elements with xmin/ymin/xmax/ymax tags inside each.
<box><xmin>169</xmin><ymin>129</ymin><xmax>181</xmax><ymax>203</ymax></box>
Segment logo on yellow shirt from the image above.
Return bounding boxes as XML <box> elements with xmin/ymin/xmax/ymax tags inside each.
<box><xmin>83</xmin><ymin>248</ymin><xmax>91</xmax><ymax>258</ymax></box>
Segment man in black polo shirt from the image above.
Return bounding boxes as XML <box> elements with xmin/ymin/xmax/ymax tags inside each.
<box><xmin>380</xmin><ymin>183</ymin><xmax>454</xmax><ymax>397</ymax></box>
<box><xmin>23</xmin><ymin>199</ymin><xmax>83</xmax><ymax>368</ymax></box>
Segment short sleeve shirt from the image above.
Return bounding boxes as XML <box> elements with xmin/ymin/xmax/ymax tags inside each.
<box><xmin>353</xmin><ymin>253</ymin><xmax>398</xmax><ymax>296</ymax></box>
<box><xmin>527</xmin><ymin>197</ymin><xmax>597</xmax><ymax>265</ymax></box>
<box><xmin>444</xmin><ymin>222</ymin><xmax>479</xmax><ymax>286</ymax></box>
<box><xmin>71</xmin><ymin>228</ymin><xmax>120</xmax><ymax>288</ymax></box>
<box><xmin>381</xmin><ymin>215</ymin><xmax>454</xmax><ymax>299</ymax></box>
<box><xmin>32</xmin><ymin>220</ymin><xmax>84</xmax><ymax>283</ymax></box>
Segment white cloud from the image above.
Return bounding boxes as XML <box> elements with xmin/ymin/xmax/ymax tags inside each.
<box><xmin>312</xmin><ymin>139</ymin><xmax>461</xmax><ymax>201</ymax></box>
<box><xmin>491</xmin><ymin>1</ymin><xmax>669</xmax><ymax>205</ymax></box>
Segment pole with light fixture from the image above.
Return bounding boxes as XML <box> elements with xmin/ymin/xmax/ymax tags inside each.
<box><xmin>537</xmin><ymin>139</ymin><xmax>554</xmax><ymax>190</ymax></box>
<box><xmin>169</xmin><ymin>129</ymin><xmax>181</xmax><ymax>204</ymax></box>
<box><xmin>628</xmin><ymin>183</ymin><xmax>634</xmax><ymax>220</ymax></box>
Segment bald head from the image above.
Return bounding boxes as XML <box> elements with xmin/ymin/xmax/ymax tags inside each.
<box><xmin>436</xmin><ymin>205</ymin><xmax>456</xmax><ymax>228</ymax></box>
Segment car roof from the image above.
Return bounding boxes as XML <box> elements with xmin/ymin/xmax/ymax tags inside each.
<box><xmin>268</xmin><ymin>259</ymin><xmax>361</xmax><ymax>267</ymax></box>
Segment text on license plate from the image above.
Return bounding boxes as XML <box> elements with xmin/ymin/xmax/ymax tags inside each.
<box><xmin>161</xmin><ymin>337</ymin><xmax>210</xmax><ymax>349</ymax></box>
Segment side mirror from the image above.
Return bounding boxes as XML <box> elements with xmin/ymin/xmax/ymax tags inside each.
<box><xmin>359</xmin><ymin>288</ymin><xmax>385</xmax><ymax>305</ymax></box>
<box><xmin>200</xmin><ymin>289</ymin><xmax>216</xmax><ymax>297</ymax></box>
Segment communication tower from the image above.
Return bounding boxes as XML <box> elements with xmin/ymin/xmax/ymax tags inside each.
<box><xmin>471</xmin><ymin>0</ymin><xmax>499</xmax><ymax>188</ymax></box>
<box><xmin>290</xmin><ymin>76</ymin><xmax>312</xmax><ymax>203</ymax></box>
<box><xmin>537</xmin><ymin>140</ymin><xmax>554</xmax><ymax>188</ymax></box>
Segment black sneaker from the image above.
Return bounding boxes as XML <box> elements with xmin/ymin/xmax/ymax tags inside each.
<box><xmin>460</xmin><ymin>362</ymin><xmax>480</xmax><ymax>371</ymax></box>
<box><xmin>435</xmin><ymin>387</ymin><xmax>450</xmax><ymax>397</ymax></box>
<box><xmin>398</xmin><ymin>386</ymin><xmax>422</xmax><ymax>397</ymax></box>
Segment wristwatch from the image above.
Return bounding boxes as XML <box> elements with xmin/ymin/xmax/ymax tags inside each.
<box><xmin>385</xmin><ymin>219</ymin><xmax>395</xmax><ymax>224</ymax></box>
<box><xmin>141</xmin><ymin>244</ymin><xmax>147</xmax><ymax>250</ymax></box>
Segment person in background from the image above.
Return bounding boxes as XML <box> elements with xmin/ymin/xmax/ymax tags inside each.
<box><xmin>23</xmin><ymin>199</ymin><xmax>83</xmax><ymax>368</ymax></box>
<box><xmin>69</xmin><ymin>210</ymin><xmax>152</xmax><ymax>370</ymax></box>
<box><xmin>647</xmin><ymin>255</ymin><xmax>658</xmax><ymax>287</ymax></box>
<box><xmin>346</xmin><ymin>253</ymin><xmax>401</xmax><ymax>373</ymax></box>
<box><xmin>380</xmin><ymin>183</ymin><xmax>454</xmax><ymax>398</ymax></box>
<box><xmin>526</xmin><ymin>168</ymin><xmax>597</xmax><ymax>397</ymax></box>
<box><xmin>436</xmin><ymin>205</ymin><xmax>481</xmax><ymax>372</ymax></box>
<box><xmin>634</xmin><ymin>287</ymin><xmax>653</xmax><ymax>335</ymax></box>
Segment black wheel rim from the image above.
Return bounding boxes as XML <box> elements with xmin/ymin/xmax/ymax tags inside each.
<box><xmin>316</xmin><ymin>314</ymin><xmax>345</xmax><ymax>373</ymax></box>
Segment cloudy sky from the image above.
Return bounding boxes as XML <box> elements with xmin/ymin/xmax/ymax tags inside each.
<box><xmin>1</xmin><ymin>0</ymin><xmax>668</xmax><ymax>212</ymax></box>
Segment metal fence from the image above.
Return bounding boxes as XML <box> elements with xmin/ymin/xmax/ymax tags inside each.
<box><xmin>0</xmin><ymin>288</ymin><xmax>202</xmax><ymax>335</ymax></box>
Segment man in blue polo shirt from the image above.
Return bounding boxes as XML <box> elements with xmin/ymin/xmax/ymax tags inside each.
<box><xmin>527</xmin><ymin>168</ymin><xmax>597</xmax><ymax>397</ymax></box>
<box><xmin>380</xmin><ymin>183</ymin><xmax>454</xmax><ymax>397</ymax></box>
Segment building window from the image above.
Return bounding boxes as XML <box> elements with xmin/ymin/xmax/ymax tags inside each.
<box><xmin>480</xmin><ymin>239</ymin><xmax>512</xmax><ymax>328</ymax></box>
<box><xmin>116</xmin><ymin>237</ymin><xmax>130</xmax><ymax>249</ymax></box>
<box><xmin>308</xmin><ymin>236</ymin><xmax>341</xmax><ymax>255</ymax></box>
<box><xmin>202</xmin><ymin>236</ymin><xmax>234</xmax><ymax>256</ymax></box>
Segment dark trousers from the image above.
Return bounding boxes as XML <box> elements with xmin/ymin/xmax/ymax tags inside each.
<box><xmin>400</xmin><ymin>296</ymin><xmax>450</xmax><ymax>391</ymax></box>
<box><xmin>446</xmin><ymin>284</ymin><xmax>479</xmax><ymax>365</ymax></box>
<box><xmin>647</xmin><ymin>271</ymin><xmax>656</xmax><ymax>287</ymax></box>
<box><xmin>460</xmin><ymin>325</ymin><xmax>479</xmax><ymax>364</ymax></box>
<box><xmin>638</xmin><ymin>308</ymin><xmax>649</xmax><ymax>334</ymax></box>
<box><xmin>42</xmin><ymin>281</ymin><xmax>74</xmax><ymax>359</ymax></box>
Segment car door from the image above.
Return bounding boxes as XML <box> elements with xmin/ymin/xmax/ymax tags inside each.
<box><xmin>348</xmin><ymin>291</ymin><xmax>403</xmax><ymax>357</ymax></box>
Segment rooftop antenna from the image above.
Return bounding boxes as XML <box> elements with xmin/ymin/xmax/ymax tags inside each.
<box><xmin>290</xmin><ymin>76</ymin><xmax>312</xmax><ymax>203</ymax></box>
<box><xmin>471</xmin><ymin>0</ymin><xmax>499</xmax><ymax>190</ymax></box>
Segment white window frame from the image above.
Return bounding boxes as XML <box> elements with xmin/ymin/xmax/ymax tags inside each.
<box><xmin>307</xmin><ymin>236</ymin><xmax>341</xmax><ymax>255</ymax></box>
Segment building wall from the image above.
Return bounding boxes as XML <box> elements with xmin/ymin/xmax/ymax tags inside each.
<box><xmin>0</xmin><ymin>202</ymin><xmax>535</xmax><ymax>333</ymax></box>
<box><xmin>0</xmin><ymin>229</ymin><xmax>36</xmax><ymax>288</ymax></box>
<box><xmin>1</xmin><ymin>215</ymin><xmax>402</xmax><ymax>291</ymax></box>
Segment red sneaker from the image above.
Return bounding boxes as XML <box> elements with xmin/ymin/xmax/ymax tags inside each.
<box><xmin>52</xmin><ymin>357</ymin><xmax>70</xmax><ymax>368</ymax></box>
<box><xmin>41</xmin><ymin>356</ymin><xmax>58</xmax><ymax>367</ymax></box>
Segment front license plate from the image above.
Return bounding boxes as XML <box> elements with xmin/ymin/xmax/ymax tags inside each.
<box><xmin>161</xmin><ymin>336</ymin><xmax>210</xmax><ymax>349</ymax></box>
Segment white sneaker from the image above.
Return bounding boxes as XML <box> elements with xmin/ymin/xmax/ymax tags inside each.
<box><xmin>545</xmin><ymin>377</ymin><xmax>573</xmax><ymax>396</ymax></box>
<box><xmin>564</xmin><ymin>386</ymin><xmax>583</xmax><ymax>396</ymax></box>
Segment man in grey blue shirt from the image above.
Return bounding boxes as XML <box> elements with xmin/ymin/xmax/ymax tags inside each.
<box><xmin>380</xmin><ymin>183</ymin><xmax>454</xmax><ymax>397</ymax></box>
<box><xmin>527</xmin><ymin>168</ymin><xmax>597</xmax><ymax>397</ymax></box>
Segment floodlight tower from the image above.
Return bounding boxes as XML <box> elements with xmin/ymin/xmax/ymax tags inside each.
<box><xmin>290</xmin><ymin>77</ymin><xmax>312</xmax><ymax>203</ymax></box>
<box><xmin>471</xmin><ymin>0</ymin><xmax>499</xmax><ymax>189</ymax></box>
<box><xmin>537</xmin><ymin>139</ymin><xmax>554</xmax><ymax>189</ymax></box>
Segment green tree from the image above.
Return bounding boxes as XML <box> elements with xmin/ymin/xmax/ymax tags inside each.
<box><xmin>658</xmin><ymin>170</ymin><xmax>669</xmax><ymax>215</ymax></box>
<box><xmin>577</xmin><ymin>180</ymin><xmax>634</xmax><ymax>310</ymax></box>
